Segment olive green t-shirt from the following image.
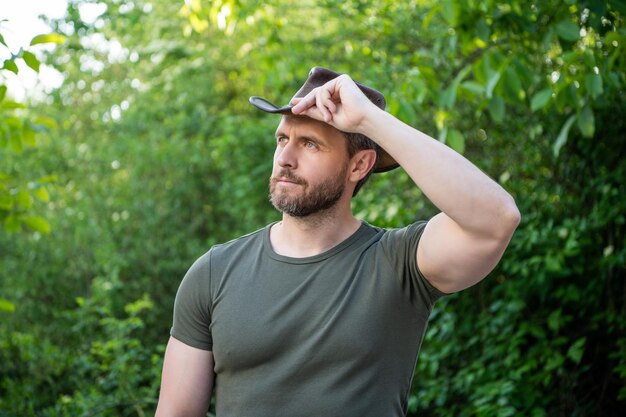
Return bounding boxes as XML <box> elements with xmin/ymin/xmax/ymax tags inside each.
<box><xmin>171</xmin><ymin>221</ymin><xmax>445</xmax><ymax>417</ymax></box>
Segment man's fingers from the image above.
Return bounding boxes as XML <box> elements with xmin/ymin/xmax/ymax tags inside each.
<box><xmin>291</xmin><ymin>82</ymin><xmax>339</xmax><ymax>123</ymax></box>
<box><xmin>290</xmin><ymin>95</ymin><xmax>314</xmax><ymax>113</ymax></box>
<box><xmin>315</xmin><ymin>89</ymin><xmax>333</xmax><ymax>122</ymax></box>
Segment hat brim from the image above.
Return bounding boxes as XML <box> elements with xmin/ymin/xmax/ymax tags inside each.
<box><xmin>249</xmin><ymin>96</ymin><xmax>399</xmax><ymax>173</ymax></box>
<box><xmin>249</xmin><ymin>96</ymin><xmax>294</xmax><ymax>114</ymax></box>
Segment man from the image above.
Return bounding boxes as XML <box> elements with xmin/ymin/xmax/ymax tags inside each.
<box><xmin>155</xmin><ymin>67</ymin><xmax>520</xmax><ymax>417</ymax></box>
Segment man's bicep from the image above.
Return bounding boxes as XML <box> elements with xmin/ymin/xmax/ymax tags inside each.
<box><xmin>156</xmin><ymin>336</ymin><xmax>214</xmax><ymax>417</ymax></box>
<box><xmin>417</xmin><ymin>212</ymin><xmax>510</xmax><ymax>294</ymax></box>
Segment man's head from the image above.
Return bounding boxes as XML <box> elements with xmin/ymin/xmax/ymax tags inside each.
<box><xmin>268</xmin><ymin>116</ymin><xmax>377</xmax><ymax>217</ymax></box>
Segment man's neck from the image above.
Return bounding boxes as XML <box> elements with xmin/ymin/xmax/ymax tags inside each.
<box><xmin>269</xmin><ymin>205</ymin><xmax>362</xmax><ymax>258</ymax></box>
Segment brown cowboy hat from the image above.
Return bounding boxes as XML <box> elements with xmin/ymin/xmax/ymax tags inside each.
<box><xmin>249</xmin><ymin>66</ymin><xmax>399</xmax><ymax>173</ymax></box>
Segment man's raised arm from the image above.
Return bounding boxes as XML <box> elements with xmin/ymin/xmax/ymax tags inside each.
<box><xmin>362</xmin><ymin>108</ymin><xmax>520</xmax><ymax>293</ymax></box>
<box><xmin>291</xmin><ymin>74</ymin><xmax>521</xmax><ymax>294</ymax></box>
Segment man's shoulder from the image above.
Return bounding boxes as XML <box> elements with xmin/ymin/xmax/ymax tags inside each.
<box><xmin>361</xmin><ymin>220</ymin><xmax>427</xmax><ymax>237</ymax></box>
<box><xmin>208</xmin><ymin>223</ymin><xmax>270</xmax><ymax>256</ymax></box>
<box><xmin>362</xmin><ymin>220</ymin><xmax>429</xmax><ymax>254</ymax></box>
<box><xmin>187</xmin><ymin>224</ymin><xmax>270</xmax><ymax>275</ymax></box>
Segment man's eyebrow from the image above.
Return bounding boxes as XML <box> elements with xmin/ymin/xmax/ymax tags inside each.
<box><xmin>274</xmin><ymin>130</ymin><xmax>325</xmax><ymax>145</ymax></box>
<box><xmin>300</xmin><ymin>135</ymin><xmax>322</xmax><ymax>143</ymax></box>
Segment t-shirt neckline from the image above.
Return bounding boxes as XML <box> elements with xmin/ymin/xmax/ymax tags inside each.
<box><xmin>263</xmin><ymin>221</ymin><xmax>373</xmax><ymax>264</ymax></box>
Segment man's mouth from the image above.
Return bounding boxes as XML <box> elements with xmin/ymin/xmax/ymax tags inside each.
<box><xmin>272</xmin><ymin>172</ymin><xmax>306</xmax><ymax>186</ymax></box>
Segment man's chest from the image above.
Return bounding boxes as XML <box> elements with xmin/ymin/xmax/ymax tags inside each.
<box><xmin>208</xmin><ymin>256</ymin><xmax>418</xmax><ymax>374</ymax></box>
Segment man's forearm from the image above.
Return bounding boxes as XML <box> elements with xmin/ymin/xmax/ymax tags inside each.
<box><xmin>360</xmin><ymin>108</ymin><xmax>520</xmax><ymax>237</ymax></box>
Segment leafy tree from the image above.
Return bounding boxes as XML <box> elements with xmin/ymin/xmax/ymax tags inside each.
<box><xmin>0</xmin><ymin>30</ymin><xmax>65</xmax><ymax>236</ymax></box>
<box><xmin>0</xmin><ymin>28</ymin><xmax>65</xmax><ymax>315</ymax></box>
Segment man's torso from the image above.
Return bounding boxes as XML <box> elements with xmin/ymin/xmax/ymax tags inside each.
<box><xmin>172</xmin><ymin>221</ymin><xmax>444</xmax><ymax>417</ymax></box>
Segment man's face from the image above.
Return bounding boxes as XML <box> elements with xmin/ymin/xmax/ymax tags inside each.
<box><xmin>269</xmin><ymin>116</ymin><xmax>350</xmax><ymax>217</ymax></box>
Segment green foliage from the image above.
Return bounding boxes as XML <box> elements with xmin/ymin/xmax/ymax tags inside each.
<box><xmin>0</xmin><ymin>275</ymin><xmax>161</xmax><ymax>417</ymax></box>
<box><xmin>0</xmin><ymin>0</ymin><xmax>624</xmax><ymax>416</ymax></box>
<box><xmin>0</xmin><ymin>29</ymin><xmax>64</xmax><ymax>235</ymax></box>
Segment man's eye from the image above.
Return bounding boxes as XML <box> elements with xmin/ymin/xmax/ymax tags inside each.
<box><xmin>305</xmin><ymin>141</ymin><xmax>317</xmax><ymax>150</ymax></box>
<box><xmin>277</xmin><ymin>136</ymin><xmax>288</xmax><ymax>144</ymax></box>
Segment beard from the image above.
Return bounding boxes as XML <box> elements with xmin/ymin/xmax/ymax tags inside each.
<box><xmin>269</xmin><ymin>166</ymin><xmax>347</xmax><ymax>217</ymax></box>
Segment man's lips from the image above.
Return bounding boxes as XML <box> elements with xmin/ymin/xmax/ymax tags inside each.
<box><xmin>273</xmin><ymin>176</ymin><xmax>305</xmax><ymax>185</ymax></box>
<box><xmin>275</xmin><ymin>179</ymin><xmax>302</xmax><ymax>187</ymax></box>
<box><xmin>272</xmin><ymin>170</ymin><xmax>306</xmax><ymax>186</ymax></box>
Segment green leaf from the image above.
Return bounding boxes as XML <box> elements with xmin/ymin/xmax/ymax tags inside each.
<box><xmin>37</xmin><ymin>175</ymin><xmax>58</xmax><ymax>183</ymax></box>
<box><xmin>488</xmin><ymin>96</ymin><xmax>505</xmax><ymax>123</ymax></box>
<box><xmin>583</xmin><ymin>50</ymin><xmax>596</xmax><ymax>68</ymax></box>
<box><xmin>9</xmin><ymin>133</ymin><xmax>23</xmax><ymax>153</ymax></box>
<box><xmin>398</xmin><ymin>98</ymin><xmax>416</xmax><ymax>126</ymax></box>
<box><xmin>22</xmin><ymin>216</ymin><xmax>51</xmax><ymax>234</ymax></box>
<box><xmin>422</xmin><ymin>4</ymin><xmax>440</xmax><ymax>29</ymax></box>
<box><xmin>503</xmin><ymin>66</ymin><xmax>524</xmax><ymax>101</ymax></box>
<box><xmin>555</xmin><ymin>20</ymin><xmax>580</xmax><ymax>42</ymax></box>
<box><xmin>0</xmin><ymin>33</ymin><xmax>7</xmax><ymax>47</ymax></box>
<box><xmin>2</xmin><ymin>101</ymin><xmax>26</xmax><ymax>109</ymax></box>
<box><xmin>5</xmin><ymin>116</ymin><xmax>22</xmax><ymax>128</ymax></box>
<box><xmin>447</xmin><ymin>129</ymin><xmax>465</xmax><ymax>154</ymax></box>
<box><xmin>567</xmin><ymin>337</ymin><xmax>586</xmax><ymax>364</ymax></box>
<box><xmin>585</xmin><ymin>74</ymin><xmax>603</xmax><ymax>99</ymax></box>
<box><xmin>17</xmin><ymin>190</ymin><xmax>33</xmax><ymax>209</ymax></box>
<box><xmin>440</xmin><ymin>86</ymin><xmax>456</xmax><ymax>109</ymax></box>
<box><xmin>0</xmin><ymin>85</ymin><xmax>6</xmax><ymax>101</ymax></box>
<box><xmin>0</xmin><ymin>193</ymin><xmax>13</xmax><ymax>210</ymax></box>
<box><xmin>2</xmin><ymin>59</ymin><xmax>18</xmax><ymax>74</ymax></box>
<box><xmin>460</xmin><ymin>81</ymin><xmax>484</xmax><ymax>95</ymax></box>
<box><xmin>441</xmin><ymin>66</ymin><xmax>472</xmax><ymax>109</ymax></box>
<box><xmin>485</xmin><ymin>70</ymin><xmax>501</xmax><ymax>99</ymax></box>
<box><xmin>22</xmin><ymin>51</ymin><xmax>40</xmax><ymax>72</ymax></box>
<box><xmin>4</xmin><ymin>215</ymin><xmax>21</xmax><ymax>233</ymax></box>
<box><xmin>547</xmin><ymin>309</ymin><xmax>563</xmax><ymax>331</ymax></box>
<box><xmin>30</xmin><ymin>33</ymin><xmax>66</xmax><ymax>46</ymax></box>
<box><xmin>577</xmin><ymin>105</ymin><xmax>595</xmax><ymax>138</ymax></box>
<box><xmin>531</xmin><ymin>88</ymin><xmax>553</xmax><ymax>112</ymax></box>
<box><xmin>512</xmin><ymin>58</ymin><xmax>532</xmax><ymax>86</ymax></box>
<box><xmin>553</xmin><ymin>114</ymin><xmax>576</xmax><ymax>157</ymax></box>
<box><xmin>33</xmin><ymin>187</ymin><xmax>50</xmax><ymax>202</ymax></box>
<box><xmin>22</xmin><ymin>125</ymin><xmax>36</xmax><ymax>146</ymax></box>
<box><xmin>33</xmin><ymin>116</ymin><xmax>58</xmax><ymax>129</ymax></box>
<box><xmin>441</xmin><ymin>0</ymin><xmax>459</xmax><ymax>26</ymax></box>
<box><xmin>556</xmin><ymin>84</ymin><xmax>577</xmax><ymax>112</ymax></box>
<box><xmin>476</xmin><ymin>18</ymin><xmax>490</xmax><ymax>42</ymax></box>
<box><xmin>0</xmin><ymin>298</ymin><xmax>15</xmax><ymax>313</ymax></box>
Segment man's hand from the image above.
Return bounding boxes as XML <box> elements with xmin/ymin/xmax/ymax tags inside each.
<box><xmin>290</xmin><ymin>74</ymin><xmax>380</xmax><ymax>134</ymax></box>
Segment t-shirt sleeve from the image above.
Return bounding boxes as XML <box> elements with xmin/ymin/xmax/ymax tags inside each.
<box><xmin>170</xmin><ymin>250</ymin><xmax>213</xmax><ymax>350</ymax></box>
<box><xmin>380</xmin><ymin>221</ymin><xmax>448</xmax><ymax>307</ymax></box>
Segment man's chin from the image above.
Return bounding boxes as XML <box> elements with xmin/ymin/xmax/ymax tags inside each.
<box><xmin>268</xmin><ymin>177</ymin><xmax>346</xmax><ymax>218</ymax></box>
<box><xmin>272</xmin><ymin>199</ymin><xmax>340</xmax><ymax>218</ymax></box>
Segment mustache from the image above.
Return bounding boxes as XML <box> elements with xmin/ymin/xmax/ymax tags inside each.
<box><xmin>270</xmin><ymin>170</ymin><xmax>307</xmax><ymax>186</ymax></box>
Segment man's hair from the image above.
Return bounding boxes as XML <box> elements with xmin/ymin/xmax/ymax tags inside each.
<box><xmin>343</xmin><ymin>132</ymin><xmax>380</xmax><ymax>197</ymax></box>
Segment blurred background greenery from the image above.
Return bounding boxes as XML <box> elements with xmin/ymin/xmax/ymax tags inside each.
<box><xmin>0</xmin><ymin>0</ymin><xmax>624</xmax><ymax>415</ymax></box>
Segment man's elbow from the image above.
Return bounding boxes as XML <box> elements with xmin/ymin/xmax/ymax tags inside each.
<box><xmin>498</xmin><ymin>195</ymin><xmax>521</xmax><ymax>240</ymax></box>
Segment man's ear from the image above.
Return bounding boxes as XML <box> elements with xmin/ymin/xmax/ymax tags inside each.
<box><xmin>349</xmin><ymin>149</ymin><xmax>377</xmax><ymax>182</ymax></box>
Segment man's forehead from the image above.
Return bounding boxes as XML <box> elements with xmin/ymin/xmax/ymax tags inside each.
<box><xmin>275</xmin><ymin>115</ymin><xmax>341</xmax><ymax>138</ymax></box>
<box><xmin>276</xmin><ymin>115</ymin><xmax>316</xmax><ymax>130</ymax></box>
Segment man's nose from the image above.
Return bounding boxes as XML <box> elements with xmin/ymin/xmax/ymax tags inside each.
<box><xmin>276</xmin><ymin>141</ymin><xmax>298</xmax><ymax>168</ymax></box>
